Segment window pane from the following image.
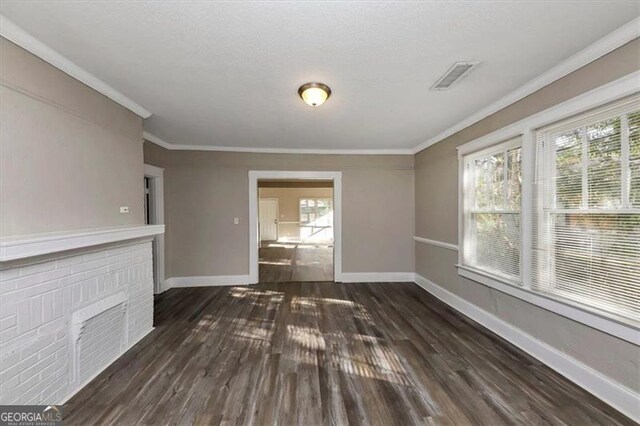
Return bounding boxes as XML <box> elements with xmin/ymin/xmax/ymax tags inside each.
<box><xmin>587</xmin><ymin>118</ymin><xmax>621</xmax><ymax>208</ymax></box>
<box><xmin>474</xmin><ymin>158</ymin><xmax>490</xmax><ymax>209</ymax></box>
<box><xmin>473</xmin><ymin>152</ymin><xmax>505</xmax><ymax>210</ymax></box>
<box><xmin>555</xmin><ymin>130</ymin><xmax>583</xmax><ymax>209</ymax></box>
<box><xmin>300</xmin><ymin>213</ymin><xmax>308</xmax><ymax>223</ymax></box>
<box><xmin>549</xmin><ymin>212</ymin><xmax>640</xmax><ymax>317</ymax></box>
<box><xmin>471</xmin><ymin>213</ymin><xmax>520</xmax><ymax>278</ymax></box>
<box><xmin>535</xmin><ymin>98</ymin><xmax>640</xmax><ymax>323</ymax></box>
<box><xmin>506</xmin><ymin>147</ymin><xmax>522</xmax><ymax>210</ymax></box>
<box><xmin>465</xmin><ymin>139</ymin><xmax>522</xmax><ymax>281</ymax></box>
<box><xmin>630</xmin><ymin>111</ymin><xmax>640</xmax><ymax>208</ymax></box>
<box><xmin>491</xmin><ymin>152</ymin><xmax>505</xmax><ymax>209</ymax></box>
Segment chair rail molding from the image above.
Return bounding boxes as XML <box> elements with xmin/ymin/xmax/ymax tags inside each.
<box><xmin>413</xmin><ymin>236</ymin><xmax>459</xmax><ymax>251</ymax></box>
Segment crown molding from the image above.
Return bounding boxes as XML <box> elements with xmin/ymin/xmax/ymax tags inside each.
<box><xmin>143</xmin><ymin>131</ymin><xmax>414</xmax><ymax>155</ymax></box>
<box><xmin>143</xmin><ymin>131</ymin><xmax>174</xmax><ymax>150</ymax></box>
<box><xmin>0</xmin><ymin>15</ymin><xmax>152</xmax><ymax>119</ymax></box>
<box><xmin>2</xmin><ymin>12</ymin><xmax>636</xmax><ymax>154</ymax></box>
<box><xmin>412</xmin><ymin>16</ymin><xmax>640</xmax><ymax>154</ymax></box>
<box><xmin>147</xmin><ymin>9</ymin><xmax>639</xmax><ymax>158</ymax></box>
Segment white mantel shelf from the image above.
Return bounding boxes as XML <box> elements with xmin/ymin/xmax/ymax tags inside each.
<box><xmin>0</xmin><ymin>225</ymin><xmax>165</xmax><ymax>262</ymax></box>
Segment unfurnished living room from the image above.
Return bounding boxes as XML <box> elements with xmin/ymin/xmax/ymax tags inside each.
<box><xmin>0</xmin><ymin>1</ymin><xmax>639</xmax><ymax>425</ymax></box>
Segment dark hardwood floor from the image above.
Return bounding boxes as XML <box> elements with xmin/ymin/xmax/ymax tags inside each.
<box><xmin>259</xmin><ymin>242</ymin><xmax>333</xmax><ymax>282</ymax></box>
<box><xmin>64</xmin><ymin>282</ymin><xmax>633</xmax><ymax>425</ymax></box>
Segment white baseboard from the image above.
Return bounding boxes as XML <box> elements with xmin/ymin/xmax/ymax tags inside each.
<box><xmin>340</xmin><ymin>272</ymin><xmax>415</xmax><ymax>283</ymax></box>
<box><xmin>167</xmin><ymin>273</ymin><xmax>413</xmax><ymax>287</ymax></box>
<box><xmin>413</xmin><ymin>273</ymin><xmax>640</xmax><ymax>423</ymax></box>
<box><xmin>166</xmin><ymin>275</ymin><xmax>252</xmax><ymax>288</ymax></box>
<box><xmin>59</xmin><ymin>326</ymin><xmax>155</xmax><ymax>405</ymax></box>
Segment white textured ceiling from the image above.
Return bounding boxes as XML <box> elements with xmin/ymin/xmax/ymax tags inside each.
<box><xmin>1</xmin><ymin>1</ymin><xmax>638</xmax><ymax>151</ymax></box>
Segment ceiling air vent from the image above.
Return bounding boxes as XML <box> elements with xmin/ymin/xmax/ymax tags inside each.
<box><xmin>431</xmin><ymin>61</ymin><xmax>480</xmax><ymax>90</ymax></box>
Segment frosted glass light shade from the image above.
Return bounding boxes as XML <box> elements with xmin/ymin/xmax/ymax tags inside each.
<box><xmin>298</xmin><ymin>83</ymin><xmax>331</xmax><ymax>107</ymax></box>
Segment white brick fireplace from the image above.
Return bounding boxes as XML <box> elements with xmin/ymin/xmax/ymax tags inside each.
<box><xmin>0</xmin><ymin>225</ymin><xmax>164</xmax><ymax>405</ymax></box>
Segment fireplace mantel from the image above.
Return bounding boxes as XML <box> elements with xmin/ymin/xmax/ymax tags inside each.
<box><xmin>0</xmin><ymin>225</ymin><xmax>164</xmax><ymax>262</ymax></box>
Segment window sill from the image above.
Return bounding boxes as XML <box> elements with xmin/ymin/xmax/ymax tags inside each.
<box><xmin>456</xmin><ymin>264</ymin><xmax>639</xmax><ymax>345</ymax></box>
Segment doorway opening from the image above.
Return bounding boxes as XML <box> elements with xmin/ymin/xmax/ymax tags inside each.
<box><xmin>144</xmin><ymin>164</ymin><xmax>165</xmax><ymax>294</ymax></box>
<box><xmin>258</xmin><ymin>180</ymin><xmax>334</xmax><ymax>282</ymax></box>
<box><xmin>249</xmin><ymin>171</ymin><xmax>342</xmax><ymax>284</ymax></box>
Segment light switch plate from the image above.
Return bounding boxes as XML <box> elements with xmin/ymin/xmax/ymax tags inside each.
<box><xmin>234</xmin><ymin>217</ymin><xmax>239</xmax><ymax>225</ymax></box>
<box><xmin>120</xmin><ymin>206</ymin><xmax>129</xmax><ymax>214</ymax></box>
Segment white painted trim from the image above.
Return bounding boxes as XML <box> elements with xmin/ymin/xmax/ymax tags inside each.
<box><xmin>454</xmin><ymin>74</ymin><xmax>640</xmax><ymax>342</ymax></box>
<box><xmin>59</xmin><ymin>326</ymin><xmax>154</xmax><ymax>405</ymax></box>
<box><xmin>413</xmin><ymin>16</ymin><xmax>640</xmax><ymax>154</ymax></box>
<box><xmin>143</xmin><ymin>131</ymin><xmax>413</xmax><ymax>155</ymax></box>
<box><xmin>520</xmin><ymin>131</ymin><xmax>535</xmax><ymax>287</ymax></box>
<box><xmin>144</xmin><ymin>164</ymin><xmax>166</xmax><ymax>294</ymax></box>
<box><xmin>456</xmin><ymin>265</ymin><xmax>639</xmax><ymax>344</ymax></box>
<box><xmin>340</xmin><ymin>272</ymin><xmax>415</xmax><ymax>283</ymax></box>
<box><xmin>3</xmin><ymin>11</ymin><xmax>635</xmax><ymax>154</ymax></box>
<box><xmin>144</xmin><ymin>163</ymin><xmax>164</xmax><ymax>178</ymax></box>
<box><xmin>458</xmin><ymin>136</ymin><xmax>525</xmax><ymax>284</ymax></box>
<box><xmin>413</xmin><ymin>273</ymin><xmax>640</xmax><ymax>423</ymax></box>
<box><xmin>249</xmin><ymin>171</ymin><xmax>342</xmax><ymax>283</ymax></box>
<box><xmin>0</xmin><ymin>225</ymin><xmax>164</xmax><ymax>262</ymax></box>
<box><xmin>143</xmin><ymin>132</ymin><xmax>174</xmax><ymax>150</ymax></box>
<box><xmin>456</xmin><ymin>71</ymin><xmax>640</xmax><ymax>156</ymax></box>
<box><xmin>413</xmin><ymin>236</ymin><xmax>458</xmax><ymax>251</ymax></box>
<box><xmin>0</xmin><ymin>15</ymin><xmax>152</xmax><ymax>119</ymax></box>
<box><xmin>166</xmin><ymin>275</ymin><xmax>252</xmax><ymax>287</ymax></box>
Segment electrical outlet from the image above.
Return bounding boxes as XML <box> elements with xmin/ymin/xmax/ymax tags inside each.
<box><xmin>234</xmin><ymin>217</ymin><xmax>239</xmax><ymax>225</ymax></box>
<box><xmin>120</xmin><ymin>206</ymin><xmax>129</xmax><ymax>214</ymax></box>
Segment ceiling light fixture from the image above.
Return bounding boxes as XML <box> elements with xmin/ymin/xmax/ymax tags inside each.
<box><xmin>298</xmin><ymin>82</ymin><xmax>331</xmax><ymax>107</ymax></box>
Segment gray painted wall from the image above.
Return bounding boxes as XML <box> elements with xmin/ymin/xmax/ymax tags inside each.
<box><xmin>414</xmin><ymin>39</ymin><xmax>640</xmax><ymax>391</ymax></box>
<box><xmin>0</xmin><ymin>38</ymin><xmax>145</xmax><ymax>236</ymax></box>
<box><xmin>143</xmin><ymin>144</ymin><xmax>415</xmax><ymax>278</ymax></box>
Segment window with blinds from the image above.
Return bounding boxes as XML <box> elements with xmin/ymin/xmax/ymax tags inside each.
<box><xmin>533</xmin><ymin>95</ymin><xmax>640</xmax><ymax>321</ymax></box>
<box><xmin>462</xmin><ymin>137</ymin><xmax>522</xmax><ymax>282</ymax></box>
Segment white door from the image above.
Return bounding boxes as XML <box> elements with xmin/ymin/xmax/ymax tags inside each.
<box><xmin>259</xmin><ymin>199</ymin><xmax>279</xmax><ymax>241</ymax></box>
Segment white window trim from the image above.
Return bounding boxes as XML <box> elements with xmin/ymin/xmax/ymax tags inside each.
<box><xmin>461</xmin><ymin>136</ymin><xmax>523</xmax><ymax>281</ymax></box>
<box><xmin>456</xmin><ymin>71</ymin><xmax>640</xmax><ymax>344</ymax></box>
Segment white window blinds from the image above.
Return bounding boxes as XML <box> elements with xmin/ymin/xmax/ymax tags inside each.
<box><xmin>533</xmin><ymin>95</ymin><xmax>640</xmax><ymax>321</ymax></box>
<box><xmin>463</xmin><ymin>138</ymin><xmax>522</xmax><ymax>281</ymax></box>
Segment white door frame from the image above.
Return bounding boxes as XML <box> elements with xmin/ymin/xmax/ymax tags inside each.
<box><xmin>259</xmin><ymin>197</ymin><xmax>279</xmax><ymax>241</ymax></box>
<box><xmin>144</xmin><ymin>164</ymin><xmax>166</xmax><ymax>293</ymax></box>
<box><xmin>249</xmin><ymin>170</ymin><xmax>342</xmax><ymax>284</ymax></box>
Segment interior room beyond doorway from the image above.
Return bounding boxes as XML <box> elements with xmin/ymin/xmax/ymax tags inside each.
<box><xmin>258</xmin><ymin>179</ymin><xmax>334</xmax><ymax>282</ymax></box>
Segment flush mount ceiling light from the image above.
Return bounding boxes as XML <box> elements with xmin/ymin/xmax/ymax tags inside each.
<box><xmin>298</xmin><ymin>82</ymin><xmax>331</xmax><ymax>107</ymax></box>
